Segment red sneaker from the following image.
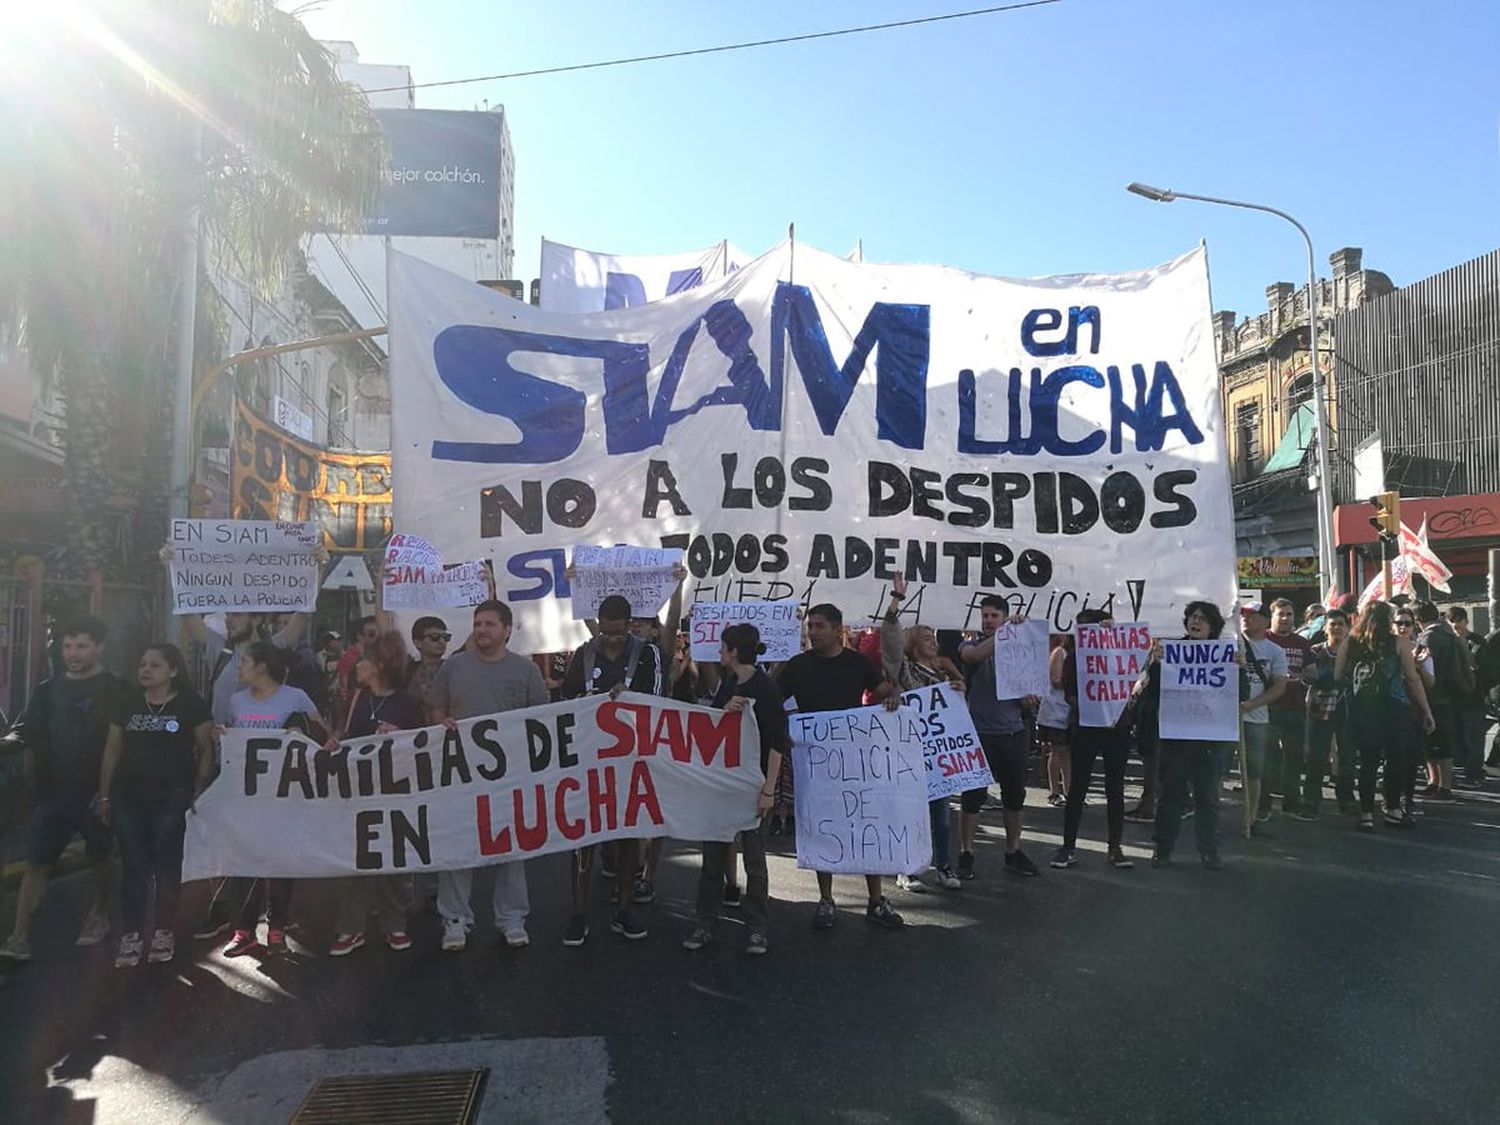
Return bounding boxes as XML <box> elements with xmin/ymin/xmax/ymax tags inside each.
<box><xmin>384</xmin><ymin>930</ymin><xmax>412</xmax><ymax>952</ymax></box>
<box><xmin>223</xmin><ymin>929</ymin><xmax>258</xmax><ymax>957</ymax></box>
<box><xmin>265</xmin><ymin>928</ymin><xmax>289</xmax><ymax>956</ymax></box>
<box><xmin>329</xmin><ymin>931</ymin><xmax>365</xmax><ymax>957</ymax></box>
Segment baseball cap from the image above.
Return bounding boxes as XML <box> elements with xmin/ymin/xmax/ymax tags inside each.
<box><xmin>1240</xmin><ymin>600</ymin><xmax>1268</xmax><ymax>617</ymax></box>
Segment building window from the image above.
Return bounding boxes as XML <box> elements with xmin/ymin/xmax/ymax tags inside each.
<box><xmin>327</xmin><ymin>382</ymin><xmax>347</xmax><ymax>444</ymax></box>
<box><xmin>1287</xmin><ymin>372</ymin><xmax>1313</xmax><ymax>411</ymax></box>
<box><xmin>1236</xmin><ymin>400</ymin><xmax>1262</xmax><ymax>477</ymax></box>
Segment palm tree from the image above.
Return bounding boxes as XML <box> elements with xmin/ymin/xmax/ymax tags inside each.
<box><xmin>0</xmin><ymin>0</ymin><xmax>384</xmax><ymax>579</ymax></box>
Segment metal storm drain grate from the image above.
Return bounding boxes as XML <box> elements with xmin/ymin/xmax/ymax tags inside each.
<box><xmin>292</xmin><ymin>1067</ymin><xmax>489</xmax><ymax>1124</ymax></box>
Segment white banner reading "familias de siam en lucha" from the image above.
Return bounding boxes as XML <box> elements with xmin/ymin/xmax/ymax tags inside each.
<box><xmin>182</xmin><ymin>694</ymin><xmax>763</xmax><ymax>880</ymax></box>
<box><xmin>388</xmin><ymin>243</ymin><xmax>1234</xmax><ymax>653</ymax></box>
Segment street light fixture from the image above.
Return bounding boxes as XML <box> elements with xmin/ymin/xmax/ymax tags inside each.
<box><xmin>1126</xmin><ymin>181</ymin><xmax>1338</xmax><ymax>599</ymax></box>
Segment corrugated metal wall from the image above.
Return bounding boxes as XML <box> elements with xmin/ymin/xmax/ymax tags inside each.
<box><xmin>1333</xmin><ymin>249</ymin><xmax>1500</xmax><ymax>502</ymax></box>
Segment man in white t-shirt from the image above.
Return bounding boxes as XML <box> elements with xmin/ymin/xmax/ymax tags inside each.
<box><xmin>1239</xmin><ymin>602</ymin><xmax>1288</xmax><ymax>841</ymax></box>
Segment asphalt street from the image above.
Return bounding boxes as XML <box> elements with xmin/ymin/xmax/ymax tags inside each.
<box><xmin>3</xmin><ymin>775</ymin><xmax>1499</xmax><ymax>1124</ymax></box>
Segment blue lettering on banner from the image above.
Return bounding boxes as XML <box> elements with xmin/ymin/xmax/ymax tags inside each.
<box><xmin>605</xmin><ymin>268</ymin><xmax>705</xmax><ymax>310</ymax></box>
<box><xmin>428</xmin><ymin>299</ymin><xmax>1202</xmax><ymax>465</ymax></box>
<box><xmin>504</xmin><ymin>548</ymin><xmax>571</xmax><ymax>601</ymax></box>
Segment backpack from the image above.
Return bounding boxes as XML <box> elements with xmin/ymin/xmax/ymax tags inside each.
<box><xmin>576</xmin><ymin>633</ymin><xmax>647</xmax><ymax>695</ymax></box>
<box><xmin>1347</xmin><ymin>643</ymin><xmax>1402</xmax><ymax>718</ymax></box>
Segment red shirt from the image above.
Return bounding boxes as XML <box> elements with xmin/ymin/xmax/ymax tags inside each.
<box><xmin>1268</xmin><ymin>630</ymin><xmax>1312</xmax><ymax>710</ymax></box>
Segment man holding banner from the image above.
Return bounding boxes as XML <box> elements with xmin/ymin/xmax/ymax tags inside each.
<box><xmin>957</xmin><ymin>597</ymin><xmax>1040</xmax><ymax>880</ymax></box>
<box><xmin>427</xmin><ymin>600</ymin><xmax>550</xmax><ymax>953</ymax></box>
<box><xmin>778</xmin><ymin>604</ymin><xmax>905</xmax><ymax>931</ymax></box>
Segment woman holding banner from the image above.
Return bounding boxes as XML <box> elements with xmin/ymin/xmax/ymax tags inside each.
<box><xmin>880</xmin><ymin>576</ymin><xmax>964</xmax><ymax>892</ymax></box>
<box><xmin>325</xmin><ymin>632</ymin><xmax>426</xmax><ymax>957</ymax></box>
<box><xmin>683</xmin><ymin>623</ymin><xmax>788</xmax><ymax>956</ymax></box>
<box><xmin>1144</xmin><ymin>602</ymin><xmax>1229</xmax><ymax>870</ymax></box>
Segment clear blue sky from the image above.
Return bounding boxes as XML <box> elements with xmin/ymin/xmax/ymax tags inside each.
<box><xmin>293</xmin><ymin>0</ymin><xmax>1500</xmax><ymax>318</ymax></box>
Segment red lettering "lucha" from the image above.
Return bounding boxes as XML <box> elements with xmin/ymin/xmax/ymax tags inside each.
<box><xmin>595</xmin><ymin>702</ymin><xmax>741</xmax><ymax>768</ymax></box>
<box><xmin>475</xmin><ymin>762</ymin><xmax>664</xmax><ymax>856</ymax></box>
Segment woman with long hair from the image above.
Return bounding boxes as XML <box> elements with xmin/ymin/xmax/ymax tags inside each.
<box><xmin>1335</xmin><ymin>600</ymin><xmax>1434</xmax><ymax>828</ymax></box>
<box><xmin>682</xmin><ymin>622</ymin><xmax>788</xmax><ymax>956</ymax></box>
<box><xmin>98</xmin><ymin>644</ymin><xmax>214</xmax><ymax>968</ymax></box>
<box><xmin>326</xmin><ymin>631</ymin><xmax>426</xmax><ymax>956</ymax></box>
<box><xmin>879</xmin><ymin>574</ymin><xmax>965</xmax><ymax>891</ymax></box>
<box><xmin>221</xmin><ymin>641</ymin><xmax>326</xmax><ymax>957</ymax></box>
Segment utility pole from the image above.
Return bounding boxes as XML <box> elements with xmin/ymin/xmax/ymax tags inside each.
<box><xmin>163</xmin><ymin>121</ymin><xmax>202</xmax><ymax>642</ymax></box>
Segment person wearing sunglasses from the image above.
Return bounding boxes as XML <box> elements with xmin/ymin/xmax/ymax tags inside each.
<box><xmin>406</xmin><ymin>617</ymin><xmax>452</xmax><ymax>711</ymax></box>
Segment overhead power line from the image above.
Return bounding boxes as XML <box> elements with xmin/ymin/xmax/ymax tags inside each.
<box><xmin>364</xmin><ymin>1</ymin><xmax>1064</xmax><ymax>94</ymax></box>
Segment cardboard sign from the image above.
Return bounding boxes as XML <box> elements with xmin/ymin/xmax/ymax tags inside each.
<box><xmin>897</xmin><ymin>683</ymin><xmax>992</xmax><ymax>801</ymax></box>
<box><xmin>790</xmin><ymin>705</ymin><xmax>932</xmax><ymax>876</ymax></box>
<box><xmin>1075</xmin><ymin>624</ymin><xmax>1152</xmax><ymax>728</ymax></box>
<box><xmin>182</xmin><ymin>693</ymin><xmax>763</xmax><ymax>879</ymax></box>
<box><xmin>993</xmin><ymin>620</ymin><xmax>1051</xmax><ymax>700</ymax></box>
<box><xmin>1159</xmin><ymin>639</ymin><xmax>1239</xmax><ymax>741</ymax></box>
<box><xmin>689</xmin><ymin>601</ymin><xmax>801</xmax><ymax>661</ymax></box>
<box><xmin>167</xmin><ymin>519</ymin><xmax>320</xmax><ymax>614</ymax></box>
<box><xmin>570</xmin><ymin>545</ymin><xmax>684</xmax><ymax>620</ymax></box>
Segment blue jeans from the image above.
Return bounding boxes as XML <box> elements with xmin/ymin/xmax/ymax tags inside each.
<box><xmin>113</xmin><ymin>790</ymin><xmax>189</xmax><ymax>934</ymax></box>
<box><xmin>1241</xmin><ymin>722</ymin><xmax>1272</xmax><ymax>780</ymax></box>
<box><xmin>929</xmin><ymin>798</ymin><xmax>953</xmax><ymax>869</ymax></box>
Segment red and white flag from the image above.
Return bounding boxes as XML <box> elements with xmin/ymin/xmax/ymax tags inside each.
<box><xmin>1358</xmin><ymin>555</ymin><xmax>1413</xmax><ymax>609</ymax></box>
<box><xmin>1398</xmin><ymin>517</ymin><xmax>1453</xmax><ymax>593</ymax></box>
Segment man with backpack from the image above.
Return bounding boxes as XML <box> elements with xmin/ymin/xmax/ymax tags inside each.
<box><xmin>559</xmin><ymin>594</ymin><xmax>664</xmax><ymax>948</ymax></box>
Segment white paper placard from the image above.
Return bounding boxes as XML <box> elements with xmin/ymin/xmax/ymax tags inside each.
<box><xmin>167</xmin><ymin>518</ymin><xmax>320</xmax><ymax>614</ymax></box>
<box><xmin>1159</xmin><ymin>638</ymin><xmax>1240</xmax><ymax>741</ymax></box>
<box><xmin>790</xmin><ymin>704</ymin><xmax>932</xmax><ymax>875</ymax></box>
<box><xmin>896</xmin><ymin>682</ymin><xmax>993</xmax><ymax>800</ymax></box>
<box><xmin>689</xmin><ymin>601</ymin><xmax>801</xmax><ymax>661</ymax></box>
<box><xmin>993</xmin><ymin>620</ymin><xmax>1051</xmax><ymax>700</ymax></box>
<box><xmin>1075</xmin><ymin>624</ymin><xmax>1152</xmax><ymax>728</ymax></box>
<box><xmin>570</xmin><ymin>545</ymin><xmax>683</xmax><ymax>620</ymax></box>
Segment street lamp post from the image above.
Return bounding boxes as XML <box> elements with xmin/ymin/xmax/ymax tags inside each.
<box><xmin>1126</xmin><ymin>182</ymin><xmax>1338</xmax><ymax>599</ymax></box>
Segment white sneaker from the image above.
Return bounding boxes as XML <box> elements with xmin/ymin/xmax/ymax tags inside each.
<box><xmin>502</xmin><ymin>927</ymin><xmax>529</xmax><ymax>948</ymax></box>
<box><xmin>114</xmin><ymin>933</ymin><xmax>143</xmax><ymax>969</ymax></box>
<box><xmin>441</xmin><ymin>918</ymin><xmax>469</xmax><ymax>952</ymax></box>
<box><xmin>895</xmin><ymin>874</ymin><xmax>927</xmax><ymax>894</ymax></box>
<box><xmin>0</xmin><ymin>935</ymin><xmax>33</xmax><ymax>962</ymax></box>
<box><xmin>76</xmin><ymin>911</ymin><xmax>109</xmax><ymax>947</ymax></box>
<box><xmin>147</xmin><ymin>929</ymin><xmax>175</xmax><ymax>964</ymax></box>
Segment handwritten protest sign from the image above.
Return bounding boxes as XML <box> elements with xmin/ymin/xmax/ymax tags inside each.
<box><xmin>382</xmin><ymin>533</ymin><xmax>490</xmax><ymax>610</ymax></box>
<box><xmin>166</xmin><ymin>519</ymin><xmax>320</xmax><ymax>615</ymax></box>
<box><xmin>570</xmin><ymin>545</ymin><xmax>684</xmax><ymax>620</ymax></box>
<box><xmin>790</xmin><ymin>705</ymin><xmax>932</xmax><ymax>875</ymax></box>
<box><xmin>898</xmin><ymin>683</ymin><xmax>992</xmax><ymax>800</ymax></box>
<box><xmin>1159</xmin><ymin>639</ymin><xmax>1239</xmax><ymax>741</ymax></box>
<box><xmin>993</xmin><ymin>620</ymin><xmax>1051</xmax><ymax>700</ymax></box>
<box><xmin>1075</xmin><ymin>624</ymin><xmax>1152</xmax><ymax>728</ymax></box>
<box><xmin>183</xmin><ymin>692</ymin><xmax>762</xmax><ymax>879</ymax></box>
<box><xmin>689</xmin><ymin>601</ymin><xmax>801</xmax><ymax>661</ymax></box>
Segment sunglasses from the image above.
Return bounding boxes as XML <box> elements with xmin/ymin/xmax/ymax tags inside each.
<box><xmin>1395</xmin><ymin>619</ymin><xmax>1414</xmax><ymax>628</ymax></box>
<box><xmin>423</xmin><ymin>632</ymin><xmax>452</xmax><ymax>642</ymax></box>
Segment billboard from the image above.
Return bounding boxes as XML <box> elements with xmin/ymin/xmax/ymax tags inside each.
<box><xmin>362</xmin><ymin>109</ymin><xmax>502</xmax><ymax>239</ymax></box>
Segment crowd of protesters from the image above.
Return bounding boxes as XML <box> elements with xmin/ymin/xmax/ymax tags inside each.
<box><xmin>2</xmin><ymin>566</ymin><xmax>1497</xmax><ymax>970</ymax></box>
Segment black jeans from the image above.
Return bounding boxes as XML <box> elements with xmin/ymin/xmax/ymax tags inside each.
<box><xmin>1063</xmin><ymin>726</ymin><xmax>1127</xmax><ymax>849</ymax></box>
<box><xmin>1303</xmin><ymin>716</ymin><xmax>1354</xmax><ymax>812</ymax></box>
<box><xmin>1351</xmin><ymin>707</ymin><xmax>1418</xmax><ymax>813</ymax></box>
<box><xmin>1153</xmin><ymin>740</ymin><xmax>1220</xmax><ymax>856</ymax></box>
<box><xmin>1264</xmin><ymin>709</ymin><xmax>1306</xmax><ymax>810</ymax></box>
<box><xmin>696</xmin><ymin>819</ymin><xmax>769</xmax><ymax>931</ymax></box>
<box><xmin>114</xmin><ymin>790</ymin><xmax>189</xmax><ymax>934</ymax></box>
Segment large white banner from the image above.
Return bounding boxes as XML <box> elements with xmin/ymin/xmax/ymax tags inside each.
<box><xmin>390</xmin><ymin>243</ymin><xmax>1234</xmax><ymax>652</ymax></box>
<box><xmin>790</xmin><ymin>704</ymin><xmax>931</xmax><ymax>875</ymax></box>
<box><xmin>182</xmin><ymin>693</ymin><xmax>762</xmax><ymax>879</ymax></box>
<box><xmin>539</xmin><ymin>238</ymin><xmax>749</xmax><ymax>314</ymax></box>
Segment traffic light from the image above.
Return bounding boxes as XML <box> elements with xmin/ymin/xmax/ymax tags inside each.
<box><xmin>1369</xmin><ymin>491</ymin><xmax>1400</xmax><ymax>541</ymax></box>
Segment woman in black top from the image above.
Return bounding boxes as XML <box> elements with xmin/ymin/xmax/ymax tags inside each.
<box><xmin>99</xmin><ymin>644</ymin><xmax>214</xmax><ymax>968</ymax></box>
<box><xmin>682</xmin><ymin>624</ymin><xmax>788</xmax><ymax>956</ymax></box>
<box><xmin>325</xmin><ymin>631</ymin><xmax>426</xmax><ymax>956</ymax></box>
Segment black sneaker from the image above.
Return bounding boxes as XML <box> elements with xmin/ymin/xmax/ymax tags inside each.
<box><xmin>865</xmin><ymin>897</ymin><xmax>904</xmax><ymax>929</ymax></box>
<box><xmin>562</xmin><ymin>914</ymin><xmax>589</xmax><ymax>948</ymax></box>
<box><xmin>745</xmin><ymin>931</ymin><xmax>768</xmax><ymax>956</ymax></box>
<box><xmin>1107</xmin><ymin>848</ymin><xmax>1134</xmax><ymax>870</ymax></box>
<box><xmin>611</xmin><ymin>910</ymin><xmax>647</xmax><ymax>941</ymax></box>
<box><xmin>1049</xmin><ymin>847</ymin><xmax>1077</xmax><ymax>869</ymax></box>
<box><xmin>1200</xmin><ymin>852</ymin><xmax>1223</xmax><ymax>871</ymax></box>
<box><xmin>956</xmin><ymin>851</ymin><xmax>976</xmax><ymax>880</ymax></box>
<box><xmin>1004</xmin><ymin>850</ymin><xmax>1039</xmax><ymax>877</ymax></box>
<box><xmin>1151</xmin><ymin>850</ymin><xmax>1172</xmax><ymax>869</ymax></box>
<box><xmin>1430</xmin><ymin>788</ymin><xmax>1456</xmax><ymax>803</ymax></box>
<box><xmin>633</xmin><ymin>877</ymin><xmax>655</xmax><ymax>904</ymax></box>
<box><xmin>681</xmin><ymin>927</ymin><xmax>715</xmax><ymax>951</ymax></box>
<box><xmin>721</xmin><ymin>883</ymin><xmax>742</xmax><ymax>909</ymax></box>
<box><xmin>1290</xmin><ymin>808</ymin><xmax>1319</xmax><ymax>822</ymax></box>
